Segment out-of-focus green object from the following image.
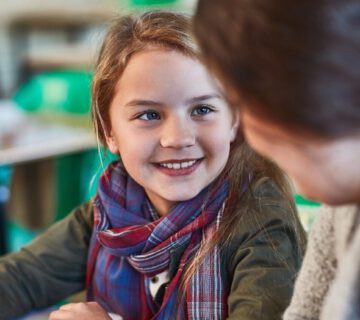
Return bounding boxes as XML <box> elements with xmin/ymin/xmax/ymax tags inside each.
<box><xmin>12</xmin><ymin>70</ymin><xmax>92</xmax><ymax>114</ymax></box>
<box><xmin>54</xmin><ymin>149</ymin><xmax>102</xmax><ymax>221</ymax></box>
<box><xmin>9</xmin><ymin>69</ymin><xmax>95</xmax><ymax>236</ymax></box>
<box><xmin>130</xmin><ymin>0</ymin><xmax>178</xmax><ymax>6</ymax></box>
<box><xmin>6</xmin><ymin>69</ymin><xmax>118</xmax><ymax>253</ymax></box>
<box><xmin>295</xmin><ymin>194</ymin><xmax>320</xmax><ymax>206</ymax></box>
<box><xmin>6</xmin><ymin>220</ymin><xmax>40</xmax><ymax>252</ymax></box>
<box><xmin>295</xmin><ymin>194</ymin><xmax>321</xmax><ymax>232</ymax></box>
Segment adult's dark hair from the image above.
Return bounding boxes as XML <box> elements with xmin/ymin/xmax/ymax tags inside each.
<box><xmin>194</xmin><ymin>0</ymin><xmax>360</xmax><ymax>138</ymax></box>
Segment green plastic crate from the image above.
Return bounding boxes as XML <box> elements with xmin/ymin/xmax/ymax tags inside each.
<box><xmin>13</xmin><ymin>70</ymin><xmax>92</xmax><ymax>114</ymax></box>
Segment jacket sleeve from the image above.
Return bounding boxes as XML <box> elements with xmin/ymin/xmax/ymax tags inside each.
<box><xmin>0</xmin><ymin>201</ymin><xmax>93</xmax><ymax>319</ymax></box>
<box><xmin>227</xmin><ymin>184</ymin><xmax>305</xmax><ymax>320</ymax></box>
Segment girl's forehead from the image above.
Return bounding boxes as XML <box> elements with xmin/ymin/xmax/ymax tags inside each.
<box><xmin>114</xmin><ymin>48</ymin><xmax>214</xmax><ymax>94</ymax></box>
<box><xmin>128</xmin><ymin>43</ymin><xmax>195</xmax><ymax>63</ymax></box>
<box><xmin>114</xmin><ymin>45</ymin><xmax>198</xmax><ymax>85</ymax></box>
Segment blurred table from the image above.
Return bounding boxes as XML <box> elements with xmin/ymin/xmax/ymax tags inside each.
<box><xmin>0</xmin><ymin>112</ymin><xmax>96</xmax><ymax>254</ymax></box>
<box><xmin>0</xmin><ymin>115</ymin><xmax>96</xmax><ymax>166</ymax></box>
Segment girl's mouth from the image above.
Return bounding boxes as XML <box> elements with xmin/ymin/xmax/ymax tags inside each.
<box><xmin>154</xmin><ymin>158</ymin><xmax>203</xmax><ymax>176</ymax></box>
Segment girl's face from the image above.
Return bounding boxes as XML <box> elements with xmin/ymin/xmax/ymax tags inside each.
<box><xmin>107</xmin><ymin>47</ymin><xmax>238</xmax><ymax>216</ymax></box>
<box><xmin>242</xmin><ymin>110</ymin><xmax>360</xmax><ymax>205</ymax></box>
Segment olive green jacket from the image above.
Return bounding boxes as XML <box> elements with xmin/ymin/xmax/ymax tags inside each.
<box><xmin>0</xmin><ymin>184</ymin><xmax>304</xmax><ymax>319</ymax></box>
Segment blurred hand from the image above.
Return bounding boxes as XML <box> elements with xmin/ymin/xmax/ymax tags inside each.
<box><xmin>48</xmin><ymin>301</ymin><xmax>112</xmax><ymax>320</ymax></box>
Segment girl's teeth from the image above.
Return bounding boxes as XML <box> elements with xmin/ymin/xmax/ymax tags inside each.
<box><xmin>180</xmin><ymin>162</ymin><xmax>188</xmax><ymax>169</ymax></box>
<box><xmin>160</xmin><ymin>160</ymin><xmax>197</xmax><ymax>169</ymax></box>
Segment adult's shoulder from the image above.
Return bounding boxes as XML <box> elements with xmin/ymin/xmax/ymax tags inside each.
<box><xmin>319</xmin><ymin>204</ymin><xmax>360</xmax><ymax>258</ymax></box>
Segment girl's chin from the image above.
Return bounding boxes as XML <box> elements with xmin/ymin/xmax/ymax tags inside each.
<box><xmin>163</xmin><ymin>190</ymin><xmax>202</xmax><ymax>202</ymax></box>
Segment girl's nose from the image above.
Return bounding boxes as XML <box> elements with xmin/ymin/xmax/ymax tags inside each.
<box><xmin>160</xmin><ymin>118</ymin><xmax>195</xmax><ymax>149</ymax></box>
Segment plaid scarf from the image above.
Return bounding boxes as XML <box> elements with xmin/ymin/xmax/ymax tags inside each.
<box><xmin>87</xmin><ymin>161</ymin><xmax>229</xmax><ymax>319</ymax></box>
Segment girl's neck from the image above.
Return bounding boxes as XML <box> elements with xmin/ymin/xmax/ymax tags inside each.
<box><xmin>145</xmin><ymin>192</ymin><xmax>176</xmax><ymax>217</ymax></box>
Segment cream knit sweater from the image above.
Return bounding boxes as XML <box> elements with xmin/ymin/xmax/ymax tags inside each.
<box><xmin>284</xmin><ymin>205</ymin><xmax>360</xmax><ymax>320</ymax></box>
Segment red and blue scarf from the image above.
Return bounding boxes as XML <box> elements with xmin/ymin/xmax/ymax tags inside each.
<box><xmin>87</xmin><ymin>161</ymin><xmax>229</xmax><ymax>319</ymax></box>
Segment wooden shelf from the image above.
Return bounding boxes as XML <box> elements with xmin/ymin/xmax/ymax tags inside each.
<box><xmin>25</xmin><ymin>45</ymin><xmax>96</xmax><ymax>70</ymax></box>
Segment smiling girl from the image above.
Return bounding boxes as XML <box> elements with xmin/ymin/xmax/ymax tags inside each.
<box><xmin>0</xmin><ymin>11</ymin><xmax>305</xmax><ymax>320</ymax></box>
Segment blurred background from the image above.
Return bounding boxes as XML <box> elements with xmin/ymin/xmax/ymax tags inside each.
<box><xmin>0</xmin><ymin>0</ymin><xmax>319</xmax><ymax>269</ymax></box>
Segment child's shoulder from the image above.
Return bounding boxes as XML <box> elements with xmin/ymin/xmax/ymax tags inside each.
<box><xmin>229</xmin><ymin>178</ymin><xmax>297</xmax><ymax>242</ymax></box>
<box><xmin>251</xmin><ymin>178</ymin><xmax>288</xmax><ymax>203</ymax></box>
<box><xmin>223</xmin><ymin>178</ymin><xmax>303</xmax><ymax>272</ymax></box>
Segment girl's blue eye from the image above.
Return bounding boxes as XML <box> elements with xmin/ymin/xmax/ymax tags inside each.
<box><xmin>138</xmin><ymin>111</ymin><xmax>160</xmax><ymax>121</ymax></box>
<box><xmin>192</xmin><ymin>105</ymin><xmax>213</xmax><ymax>116</ymax></box>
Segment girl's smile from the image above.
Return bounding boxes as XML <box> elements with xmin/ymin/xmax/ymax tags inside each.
<box><xmin>154</xmin><ymin>158</ymin><xmax>203</xmax><ymax>176</ymax></box>
<box><xmin>106</xmin><ymin>46</ymin><xmax>238</xmax><ymax>216</ymax></box>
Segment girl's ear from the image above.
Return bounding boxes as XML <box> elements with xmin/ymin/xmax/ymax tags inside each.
<box><xmin>105</xmin><ymin>131</ymin><xmax>119</xmax><ymax>154</ymax></box>
<box><xmin>230</xmin><ymin>110</ymin><xmax>240</xmax><ymax>142</ymax></box>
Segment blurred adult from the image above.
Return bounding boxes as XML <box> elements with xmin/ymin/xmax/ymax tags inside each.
<box><xmin>194</xmin><ymin>1</ymin><xmax>360</xmax><ymax>319</ymax></box>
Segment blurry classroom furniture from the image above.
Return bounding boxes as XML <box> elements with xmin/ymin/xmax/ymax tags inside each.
<box><xmin>0</xmin><ymin>98</ymin><xmax>97</xmax><ymax>254</ymax></box>
<box><xmin>0</xmin><ymin>0</ymin><xmax>196</xmax><ymax>98</ymax></box>
<box><xmin>0</xmin><ymin>0</ymin><xmax>117</xmax><ymax>254</ymax></box>
<box><xmin>0</xmin><ymin>0</ymin><xmax>118</xmax><ymax>98</ymax></box>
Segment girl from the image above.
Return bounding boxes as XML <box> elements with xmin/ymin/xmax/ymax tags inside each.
<box><xmin>0</xmin><ymin>11</ymin><xmax>305</xmax><ymax>320</ymax></box>
<box><xmin>194</xmin><ymin>0</ymin><xmax>360</xmax><ymax>319</ymax></box>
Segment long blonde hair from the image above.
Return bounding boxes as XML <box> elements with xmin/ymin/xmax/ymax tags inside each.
<box><xmin>91</xmin><ymin>10</ymin><xmax>306</xmax><ymax>290</ymax></box>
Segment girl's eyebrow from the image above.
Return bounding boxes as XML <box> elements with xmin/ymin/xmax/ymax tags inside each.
<box><xmin>124</xmin><ymin>94</ymin><xmax>221</xmax><ymax>107</ymax></box>
<box><xmin>124</xmin><ymin>100</ymin><xmax>163</xmax><ymax>107</ymax></box>
<box><xmin>185</xmin><ymin>94</ymin><xmax>221</xmax><ymax>104</ymax></box>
